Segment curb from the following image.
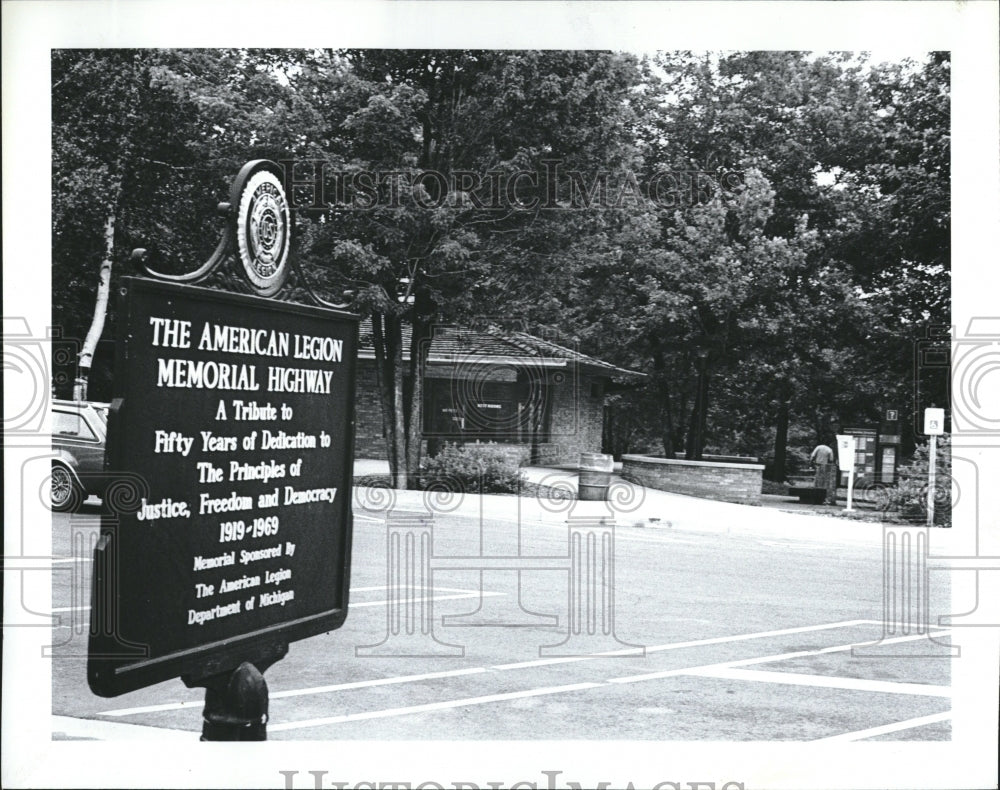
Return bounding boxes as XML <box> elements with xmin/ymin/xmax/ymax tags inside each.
<box><xmin>351</xmin><ymin>481</ymin><xmax>898</xmax><ymax>547</ymax></box>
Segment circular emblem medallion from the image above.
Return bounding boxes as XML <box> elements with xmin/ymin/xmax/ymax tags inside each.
<box><xmin>236</xmin><ymin>169</ymin><xmax>291</xmax><ymax>296</ymax></box>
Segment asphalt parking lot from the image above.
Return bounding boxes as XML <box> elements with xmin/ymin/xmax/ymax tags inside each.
<box><xmin>49</xmin><ymin>481</ymin><xmax>953</xmax><ymax>743</ymax></box>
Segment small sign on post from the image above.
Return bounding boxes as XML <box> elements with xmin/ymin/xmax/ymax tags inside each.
<box><xmin>924</xmin><ymin>407</ymin><xmax>945</xmax><ymax>436</ymax></box>
<box><xmin>836</xmin><ymin>434</ymin><xmax>855</xmax><ymax>512</ymax></box>
<box><xmin>924</xmin><ymin>408</ymin><xmax>945</xmax><ymax>526</ymax></box>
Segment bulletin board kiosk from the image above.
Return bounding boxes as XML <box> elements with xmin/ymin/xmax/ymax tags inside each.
<box><xmin>842</xmin><ymin>410</ymin><xmax>902</xmax><ymax>487</ymax></box>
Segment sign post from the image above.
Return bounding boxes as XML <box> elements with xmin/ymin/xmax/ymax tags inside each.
<box><xmin>836</xmin><ymin>434</ymin><xmax>855</xmax><ymax>512</ymax></box>
<box><xmin>88</xmin><ymin>161</ymin><xmax>358</xmax><ymax>740</ymax></box>
<box><xmin>924</xmin><ymin>408</ymin><xmax>945</xmax><ymax>527</ymax></box>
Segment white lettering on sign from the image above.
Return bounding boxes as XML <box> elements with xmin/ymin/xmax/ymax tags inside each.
<box><xmin>283</xmin><ymin>485</ymin><xmax>337</xmax><ymax>505</ymax></box>
<box><xmin>199</xmin><ymin>431</ymin><xmax>238</xmax><ymax>452</ymax></box>
<box><xmin>188</xmin><ymin>600</ymin><xmax>242</xmax><ymax>625</ymax></box>
<box><xmin>264</xmin><ymin>567</ymin><xmax>292</xmax><ymax>586</ymax></box>
<box><xmin>229</xmin><ymin>459</ymin><xmax>286</xmax><ymax>485</ymax></box>
<box><xmin>293</xmin><ymin>334</ymin><xmax>343</xmax><ymax>362</ymax></box>
<box><xmin>239</xmin><ymin>544</ymin><xmax>284</xmax><ymax>565</ymax></box>
<box><xmin>266</xmin><ymin>366</ymin><xmax>334</xmax><ymax>394</ymax></box>
<box><xmin>199</xmin><ymin>491</ymin><xmax>254</xmax><ymax>515</ymax></box>
<box><xmin>193</xmin><ymin>551</ymin><xmax>236</xmax><ymax>571</ymax></box>
<box><xmin>149</xmin><ymin>317</ymin><xmax>191</xmax><ymax>348</ymax></box>
<box><xmin>156</xmin><ymin>358</ymin><xmax>260</xmax><ymax>390</ymax></box>
<box><xmin>135</xmin><ymin>497</ymin><xmax>191</xmax><ymax>521</ymax></box>
<box><xmin>197</xmin><ymin>323</ymin><xmax>290</xmax><ymax>357</ymax></box>
<box><xmin>195</xmin><ymin>583</ymin><xmax>214</xmax><ymax>598</ymax></box>
<box><xmin>258</xmin><ymin>590</ymin><xmax>295</xmax><ymax>608</ymax></box>
<box><xmin>154</xmin><ymin>430</ymin><xmax>194</xmax><ymax>456</ymax></box>
<box><xmin>230</xmin><ymin>400</ymin><xmax>279</xmax><ymax>421</ymax></box>
<box><xmin>138</xmin><ymin>312</ymin><xmax>349</xmax><ymax>638</ymax></box>
<box><xmin>261</xmin><ymin>430</ymin><xmax>317</xmax><ymax>450</ymax></box>
<box><xmin>219</xmin><ymin>574</ymin><xmax>262</xmax><ymax>594</ymax></box>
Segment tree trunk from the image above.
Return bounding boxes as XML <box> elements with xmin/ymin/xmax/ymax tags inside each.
<box><xmin>697</xmin><ymin>368</ymin><xmax>710</xmax><ymax>459</ymax></box>
<box><xmin>651</xmin><ymin>345</ymin><xmax>675</xmax><ymax>458</ymax></box>
<box><xmin>676</xmin><ymin>379</ymin><xmax>690</xmax><ymax>457</ymax></box>
<box><xmin>388</xmin><ymin>315</ymin><xmax>408</xmax><ymax>491</ymax></box>
<box><xmin>372</xmin><ymin>312</ymin><xmax>409</xmax><ymax>489</ymax></box>
<box><xmin>771</xmin><ymin>393</ymin><xmax>790</xmax><ymax>482</ymax></box>
<box><xmin>686</xmin><ymin>360</ymin><xmax>710</xmax><ymax>461</ymax></box>
<box><xmin>405</xmin><ymin>314</ymin><xmax>432</xmax><ymax>487</ymax></box>
<box><xmin>371</xmin><ymin>313</ymin><xmax>398</xmax><ymax>482</ymax></box>
<box><xmin>74</xmin><ymin>205</ymin><xmax>117</xmax><ymax>400</ymax></box>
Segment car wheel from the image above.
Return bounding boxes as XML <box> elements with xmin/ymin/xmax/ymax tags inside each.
<box><xmin>51</xmin><ymin>464</ymin><xmax>83</xmax><ymax>513</ymax></box>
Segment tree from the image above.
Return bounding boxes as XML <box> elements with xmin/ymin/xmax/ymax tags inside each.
<box><xmin>569</xmin><ymin>52</ymin><xmax>948</xmax><ymax>468</ymax></box>
<box><xmin>53</xmin><ymin>50</ymin><xmax>146</xmax><ymax>399</ymax></box>
<box><xmin>52</xmin><ymin>49</ymin><xmax>301</xmax><ymax>399</ymax></box>
<box><xmin>51</xmin><ymin>49</ymin><xmax>949</xmax><ymax>482</ymax></box>
<box><xmin>290</xmin><ymin>50</ymin><xmax>646</xmax><ymax>487</ymax></box>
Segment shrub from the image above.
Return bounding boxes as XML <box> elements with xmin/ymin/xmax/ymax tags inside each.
<box><xmin>420</xmin><ymin>442</ymin><xmax>521</xmax><ymax>495</ymax></box>
<box><xmin>761</xmin><ymin>478</ymin><xmax>790</xmax><ymax>496</ymax></box>
<box><xmin>885</xmin><ymin>436</ymin><xmax>952</xmax><ymax>527</ymax></box>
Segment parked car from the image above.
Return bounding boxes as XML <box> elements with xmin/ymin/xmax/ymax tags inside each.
<box><xmin>50</xmin><ymin>399</ymin><xmax>111</xmax><ymax>512</ymax></box>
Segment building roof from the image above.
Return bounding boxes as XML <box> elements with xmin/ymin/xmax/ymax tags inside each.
<box><xmin>357</xmin><ymin>321</ymin><xmax>644</xmax><ymax>378</ymax></box>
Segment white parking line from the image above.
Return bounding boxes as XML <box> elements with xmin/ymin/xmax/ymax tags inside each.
<box><xmin>813</xmin><ymin>711</ymin><xmax>952</xmax><ymax>742</ymax></box>
<box><xmin>349</xmin><ymin>591</ymin><xmax>503</xmax><ymax>608</ymax></box>
<box><xmin>493</xmin><ymin>619</ymin><xmax>874</xmax><ymax>670</ymax></box>
<box><xmin>267</xmin><ymin>629</ymin><xmax>953</xmax><ymax>733</ymax></box>
<box><xmin>685</xmin><ymin>667</ymin><xmax>952</xmax><ymax>697</ymax></box>
<box><xmin>352</xmin><ymin>513</ymin><xmax>384</xmax><ymax>523</ymax></box>
<box><xmin>351</xmin><ymin>585</ymin><xmax>492</xmax><ymax>593</ymax></box>
<box><xmin>52</xmin><ymin>715</ymin><xmax>195</xmax><ymax>741</ymax></box>
<box><xmin>98</xmin><ymin>618</ymin><xmax>882</xmax><ymax>717</ymax></box>
<box><xmin>55</xmin><ymin>588</ymin><xmax>491</xmax><ymax>618</ymax></box>
<box><xmin>270</xmin><ymin>667</ymin><xmax>489</xmax><ymax>699</ymax></box>
<box><xmin>101</xmin><ymin>668</ymin><xmax>490</xmax><ymax>717</ymax></box>
<box><xmin>607</xmin><ymin>630</ymin><xmax>953</xmax><ymax>684</ymax></box>
<box><xmin>100</xmin><ymin>700</ymin><xmax>204</xmax><ymax>717</ymax></box>
<box><xmin>268</xmin><ymin>682</ymin><xmax>603</xmax><ymax>732</ymax></box>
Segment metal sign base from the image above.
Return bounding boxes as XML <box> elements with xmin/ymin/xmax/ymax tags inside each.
<box><xmin>183</xmin><ymin>645</ymin><xmax>285</xmax><ymax>741</ymax></box>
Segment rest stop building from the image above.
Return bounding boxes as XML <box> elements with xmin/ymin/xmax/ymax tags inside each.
<box><xmin>353</xmin><ymin>323</ymin><xmax>643</xmax><ymax>466</ymax></box>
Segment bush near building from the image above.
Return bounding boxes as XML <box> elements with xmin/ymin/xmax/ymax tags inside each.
<box><xmin>886</xmin><ymin>436</ymin><xmax>952</xmax><ymax>527</ymax></box>
<box><xmin>420</xmin><ymin>442</ymin><xmax>522</xmax><ymax>495</ymax></box>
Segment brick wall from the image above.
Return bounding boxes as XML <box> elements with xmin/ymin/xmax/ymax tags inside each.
<box><xmin>621</xmin><ymin>454</ymin><xmax>765</xmax><ymax>505</ymax></box>
<box><xmin>354</xmin><ymin>361</ymin><xmax>387</xmax><ymax>459</ymax></box>
<box><xmin>535</xmin><ymin>371</ymin><xmax>605</xmax><ymax>466</ymax></box>
<box><xmin>353</xmin><ymin>359</ymin><xmax>606</xmax><ymax>467</ymax></box>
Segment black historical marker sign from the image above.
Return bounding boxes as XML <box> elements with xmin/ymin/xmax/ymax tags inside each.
<box><xmin>88</xmin><ymin>276</ymin><xmax>358</xmax><ymax>696</ymax></box>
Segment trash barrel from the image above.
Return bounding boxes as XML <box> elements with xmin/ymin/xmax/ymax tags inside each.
<box><xmin>578</xmin><ymin>452</ymin><xmax>614</xmax><ymax>501</ymax></box>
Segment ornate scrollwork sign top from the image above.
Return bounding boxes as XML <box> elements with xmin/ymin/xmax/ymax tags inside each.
<box><xmin>131</xmin><ymin>159</ymin><xmax>351</xmax><ymax>309</ymax></box>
